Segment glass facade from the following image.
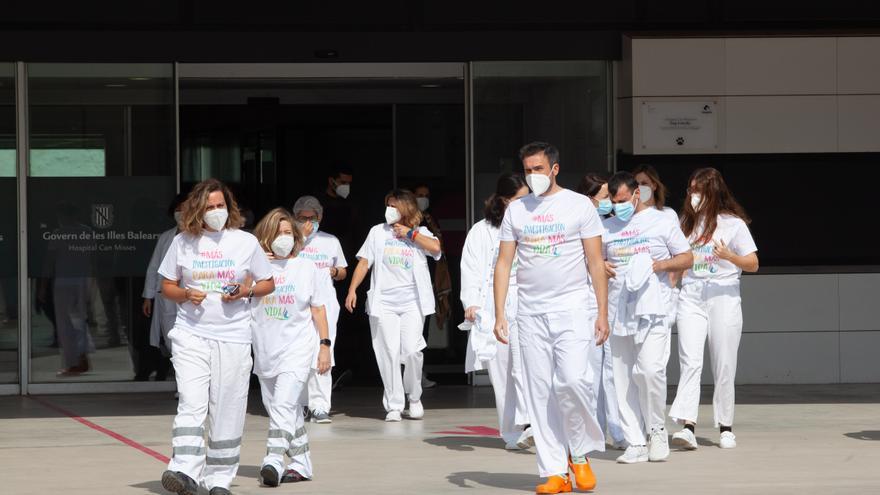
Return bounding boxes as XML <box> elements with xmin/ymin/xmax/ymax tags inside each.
<box><xmin>27</xmin><ymin>64</ymin><xmax>176</xmax><ymax>384</ymax></box>
<box><xmin>1</xmin><ymin>61</ymin><xmax>608</xmax><ymax>393</ymax></box>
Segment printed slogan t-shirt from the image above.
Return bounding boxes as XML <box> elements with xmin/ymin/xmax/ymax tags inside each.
<box><xmin>357</xmin><ymin>224</ymin><xmax>438</xmax><ymax>306</ymax></box>
<box><xmin>683</xmin><ymin>214</ymin><xmax>757</xmax><ymax>285</ymax></box>
<box><xmin>602</xmin><ymin>207</ymin><xmax>691</xmax><ymax>286</ymax></box>
<box><xmin>298</xmin><ymin>231</ymin><xmax>347</xmax><ymax>310</ymax></box>
<box><xmin>251</xmin><ymin>256</ymin><xmax>329</xmax><ymax>378</ymax></box>
<box><xmin>158</xmin><ymin>228</ymin><xmax>273</xmax><ymax>344</ymax></box>
<box><xmin>499</xmin><ymin>188</ymin><xmax>604</xmax><ymax>315</ymax></box>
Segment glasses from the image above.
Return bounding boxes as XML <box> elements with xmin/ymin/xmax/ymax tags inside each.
<box><xmin>296</xmin><ymin>216</ymin><xmax>318</xmax><ymax>223</ymax></box>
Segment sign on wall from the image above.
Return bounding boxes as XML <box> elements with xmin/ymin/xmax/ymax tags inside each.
<box><xmin>640</xmin><ymin>101</ymin><xmax>719</xmax><ymax>153</ymax></box>
<box><xmin>28</xmin><ymin>176</ymin><xmax>176</xmax><ymax>278</ymax></box>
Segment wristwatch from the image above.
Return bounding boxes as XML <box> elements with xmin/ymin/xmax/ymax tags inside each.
<box><xmin>319</xmin><ymin>338</ymin><xmax>332</xmax><ymax>347</ymax></box>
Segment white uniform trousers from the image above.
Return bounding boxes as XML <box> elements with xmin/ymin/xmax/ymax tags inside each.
<box><xmin>590</xmin><ymin>338</ymin><xmax>627</xmax><ymax>446</ymax></box>
<box><xmin>307</xmin><ymin>302</ymin><xmax>340</xmax><ymax>413</ymax></box>
<box><xmin>611</xmin><ymin>323</ymin><xmax>671</xmax><ymax>446</ymax></box>
<box><xmin>669</xmin><ymin>281</ymin><xmax>742</xmax><ymax>428</ymax></box>
<box><xmin>518</xmin><ymin>309</ymin><xmax>604</xmax><ymax>478</ymax></box>
<box><xmin>167</xmin><ymin>328</ymin><xmax>252</xmax><ymax>490</ymax></box>
<box><xmin>483</xmin><ymin>319</ymin><xmax>530</xmax><ymax>444</ymax></box>
<box><xmin>369</xmin><ymin>303</ymin><xmax>426</xmax><ymax>412</ymax></box>
<box><xmin>260</xmin><ymin>372</ymin><xmax>313</xmax><ymax>478</ymax></box>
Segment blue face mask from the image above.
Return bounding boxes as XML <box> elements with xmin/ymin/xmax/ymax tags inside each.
<box><xmin>311</xmin><ymin>220</ymin><xmax>319</xmax><ymax>233</ymax></box>
<box><xmin>596</xmin><ymin>199</ymin><xmax>612</xmax><ymax>216</ymax></box>
<box><xmin>613</xmin><ymin>198</ymin><xmax>636</xmax><ymax>222</ymax></box>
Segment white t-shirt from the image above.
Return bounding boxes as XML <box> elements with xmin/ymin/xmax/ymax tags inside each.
<box><xmin>658</xmin><ymin>206</ymin><xmax>679</xmax><ymax>224</ymax></box>
<box><xmin>356</xmin><ymin>224</ymin><xmax>437</xmax><ymax>306</ymax></box>
<box><xmin>298</xmin><ymin>231</ymin><xmax>347</xmax><ymax>310</ymax></box>
<box><xmin>158</xmin><ymin>229</ymin><xmax>273</xmax><ymax>344</ymax></box>
<box><xmin>499</xmin><ymin>188</ymin><xmax>604</xmax><ymax>315</ymax></box>
<box><xmin>602</xmin><ymin>207</ymin><xmax>691</xmax><ymax>286</ymax></box>
<box><xmin>683</xmin><ymin>214</ymin><xmax>758</xmax><ymax>285</ymax></box>
<box><xmin>251</xmin><ymin>256</ymin><xmax>329</xmax><ymax>378</ymax></box>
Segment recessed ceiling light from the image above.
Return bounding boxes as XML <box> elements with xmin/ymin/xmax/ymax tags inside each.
<box><xmin>420</xmin><ymin>83</ymin><xmax>441</xmax><ymax>88</ymax></box>
<box><xmin>105</xmin><ymin>84</ymin><xmax>127</xmax><ymax>88</ymax></box>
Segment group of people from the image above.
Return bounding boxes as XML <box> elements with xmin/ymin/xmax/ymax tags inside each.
<box><xmin>460</xmin><ymin>142</ymin><xmax>758</xmax><ymax>493</ymax></box>
<box><xmin>151</xmin><ymin>140</ymin><xmax>757</xmax><ymax>495</ymax></box>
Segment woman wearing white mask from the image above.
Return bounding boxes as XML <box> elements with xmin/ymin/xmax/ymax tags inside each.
<box><xmin>141</xmin><ymin>193</ymin><xmax>187</xmax><ymax>381</ymax></box>
<box><xmin>576</xmin><ymin>173</ymin><xmax>627</xmax><ymax>451</ymax></box>
<box><xmin>158</xmin><ymin>179</ymin><xmax>275</xmax><ymax>495</ymax></box>
<box><xmin>632</xmin><ymin>164</ymin><xmax>678</xmax><ymax>224</ymax></box>
<box><xmin>461</xmin><ymin>173</ymin><xmax>533</xmax><ymax>450</ymax></box>
<box><xmin>292</xmin><ymin>195</ymin><xmax>347</xmax><ymax>424</ymax></box>
<box><xmin>345</xmin><ymin>189</ymin><xmax>442</xmax><ymax>421</ymax></box>
<box><xmin>669</xmin><ymin>168</ymin><xmax>758</xmax><ymax>451</ymax></box>
<box><xmin>250</xmin><ymin>208</ymin><xmax>332</xmax><ymax>487</ymax></box>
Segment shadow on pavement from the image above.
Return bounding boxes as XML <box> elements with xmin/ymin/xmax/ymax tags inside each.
<box><xmin>447</xmin><ymin>471</ymin><xmax>537</xmax><ymax>491</ymax></box>
<box><xmin>844</xmin><ymin>430</ymin><xmax>880</xmax><ymax>441</ymax></box>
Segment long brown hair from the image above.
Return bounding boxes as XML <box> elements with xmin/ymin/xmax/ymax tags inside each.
<box><xmin>179</xmin><ymin>178</ymin><xmax>245</xmax><ymax>236</ymax></box>
<box><xmin>681</xmin><ymin>168</ymin><xmax>751</xmax><ymax>244</ymax></box>
<box><xmin>253</xmin><ymin>207</ymin><xmax>304</xmax><ymax>258</ymax></box>
<box><xmin>385</xmin><ymin>189</ymin><xmax>422</xmax><ymax>229</ymax></box>
<box><xmin>632</xmin><ymin>164</ymin><xmax>668</xmax><ymax>209</ymax></box>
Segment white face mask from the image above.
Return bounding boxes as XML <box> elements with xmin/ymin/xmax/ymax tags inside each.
<box><xmin>271</xmin><ymin>234</ymin><xmax>295</xmax><ymax>258</ymax></box>
<box><xmin>204</xmin><ymin>209</ymin><xmax>228</xmax><ymax>231</ymax></box>
<box><xmin>416</xmin><ymin>197</ymin><xmax>430</xmax><ymax>212</ymax></box>
<box><xmin>335</xmin><ymin>183</ymin><xmax>351</xmax><ymax>199</ymax></box>
<box><xmin>384</xmin><ymin>206</ymin><xmax>402</xmax><ymax>225</ymax></box>
<box><xmin>173</xmin><ymin>211</ymin><xmax>182</xmax><ymax>224</ymax></box>
<box><xmin>638</xmin><ymin>185</ymin><xmax>653</xmax><ymax>203</ymax></box>
<box><xmin>690</xmin><ymin>193</ymin><xmax>702</xmax><ymax>211</ymax></box>
<box><xmin>525</xmin><ymin>173</ymin><xmax>552</xmax><ymax>197</ymax></box>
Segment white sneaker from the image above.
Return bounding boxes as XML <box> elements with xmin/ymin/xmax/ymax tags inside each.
<box><xmin>616</xmin><ymin>445</ymin><xmax>649</xmax><ymax>464</ymax></box>
<box><xmin>515</xmin><ymin>426</ymin><xmax>535</xmax><ymax>450</ymax></box>
<box><xmin>671</xmin><ymin>428</ymin><xmax>698</xmax><ymax>450</ymax></box>
<box><xmin>385</xmin><ymin>410</ymin><xmax>402</xmax><ymax>422</ymax></box>
<box><xmin>310</xmin><ymin>410</ymin><xmax>332</xmax><ymax>424</ymax></box>
<box><xmin>648</xmin><ymin>428</ymin><xmax>670</xmax><ymax>462</ymax></box>
<box><xmin>504</xmin><ymin>440</ymin><xmax>522</xmax><ymax>451</ymax></box>
<box><xmin>719</xmin><ymin>431</ymin><xmax>737</xmax><ymax>449</ymax></box>
<box><xmin>405</xmin><ymin>400</ymin><xmax>424</xmax><ymax>420</ymax></box>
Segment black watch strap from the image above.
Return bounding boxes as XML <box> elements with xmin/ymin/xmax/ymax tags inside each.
<box><xmin>320</xmin><ymin>338</ymin><xmax>332</xmax><ymax>347</ymax></box>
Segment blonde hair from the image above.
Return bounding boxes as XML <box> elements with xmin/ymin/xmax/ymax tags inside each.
<box><xmin>179</xmin><ymin>178</ymin><xmax>245</xmax><ymax>236</ymax></box>
<box><xmin>385</xmin><ymin>189</ymin><xmax>422</xmax><ymax>229</ymax></box>
<box><xmin>253</xmin><ymin>207</ymin><xmax>304</xmax><ymax>258</ymax></box>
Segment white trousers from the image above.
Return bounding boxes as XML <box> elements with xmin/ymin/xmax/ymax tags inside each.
<box><xmin>590</xmin><ymin>338</ymin><xmax>626</xmax><ymax>445</ymax></box>
<box><xmin>483</xmin><ymin>319</ymin><xmax>530</xmax><ymax>444</ymax></box>
<box><xmin>369</xmin><ymin>304</ymin><xmax>426</xmax><ymax>412</ymax></box>
<box><xmin>167</xmin><ymin>328</ymin><xmax>252</xmax><ymax>490</ymax></box>
<box><xmin>518</xmin><ymin>309</ymin><xmax>604</xmax><ymax>478</ymax></box>
<box><xmin>670</xmin><ymin>282</ymin><xmax>742</xmax><ymax>428</ymax></box>
<box><xmin>611</xmin><ymin>324</ymin><xmax>671</xmax><ymax>446</ymax></box>
<box><xmin>259</xmin><ymin>372</ymin><xmax>313</xmax><ymax>478</ymax></box>
<box><xmin>307</xmin><ymin>303</ymin><xmax>340</xmax><ymax>413</ymax></box>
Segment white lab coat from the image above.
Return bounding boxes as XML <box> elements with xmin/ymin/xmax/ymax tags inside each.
<box><xmin>142</xmin><ymin>227</ymin><xmax>178</xmax><ymax>348</ymax></box>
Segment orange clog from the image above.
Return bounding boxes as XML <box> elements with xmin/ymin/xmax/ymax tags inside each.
<box><xmin>568</xmin><ymin>458</ymin><xmax>597</xmax><ymax>491</ymax></box>
<box><xmin>536</xmin><ymin>475</ymin><xmax>572</xmax><ymax>494</ymax></box>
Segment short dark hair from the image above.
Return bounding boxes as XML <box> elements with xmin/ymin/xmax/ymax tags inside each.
<box><xmin>167</xmin><ymin>192</ymin><xmax>189</xmax><ymax>218</ymax></box>
<box><xmin>577</xmin><ymin>173</ymin><xmax>608</xmax><ymax>197</ymax></box>
<box><xmin>328</xmin><ymin>163</ymin><xmax>353</xmax><ymax>179</ymax></box>
<box><xmin>518</xmin><ymin>141</ymin><xmax>559</xmax><ymax>167</ymax></box>
<box><xmin>608</xmin><ymin>171</ymin><xmax>639</xmax><ymax>197</ymax></box>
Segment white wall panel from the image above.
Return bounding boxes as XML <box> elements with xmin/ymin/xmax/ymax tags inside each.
<box><xmin>838</xmin><ymin>95</ymin><xmax>880</xmax><ymax>152</ymax></box>
<box><xmin>725</xmin><ymin>37</ymin><xmax>837</xmax><ymax>95</ymax></box>
<box><xmin>725</xmin><ymin>96</ymin><xmax>837</xmax><ymax>153</ymax></box>
<box><xmin>632</xmin><ymin>38</ymin><xmax>725</xmax><ymax>97</ymax></box>
<box><xmin>839</xmin><ymin>274</ymin><xmax>880</xmax><ymax>331</ymax></box>
<box><xmin>837</xmin><ymin>37</ymin><xmax>880</xmax><ymax>94</ymax></box>
<box><xmin>840</xmin><ymin>331</ymin><xmax>880</xmax><ymax>382</ymax></box>
<box><xmin>736</xmin><ymin>332</ymin><xmax>840</xmax><ymax>384</ymax></box>
<box><xmin>741</xmin><ymin>275</ymin><xmax>839</xmax><ymax>333</ymax></box>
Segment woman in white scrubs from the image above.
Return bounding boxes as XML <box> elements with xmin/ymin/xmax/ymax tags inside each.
<box><xmin>461</xmin><ymin>172</ymin><xmax>533</xmax><ymax>450</ymax></box>
<box><xmin>577</xmin><ymin>173</ymin><xmax>627</xmax><ymax>451</ymax></box>
<box><xmin>250</xmin><ymin>208</ymin><xmax>331</xmax><ymax>487</ymax></box>
<box><xmin>345</xmin><ymin>189</ymin><xmax>442</xmax><ymax>422</ymax></box>
<box><xmin>669</xmin><ymin>167</ymin><xmax>759</xmax><ymax>451</ymax></box>
<box><xmin>159</xmin><ymin>179</ymin><xmax>275</xmax><ymax>495</ymax></box>
<box><xmin>632</xmin><ymin>164</ymin><xmax>678</xmax><ymax>223</ymax></box>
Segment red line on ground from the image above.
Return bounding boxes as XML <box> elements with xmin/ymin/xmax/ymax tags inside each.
<box><xmin>28</xmin><ymin>396</ymin><xmax>170</xmax><ymax>464</ymax></box>
<box><xmin>434</xmin><ymin>425</ymin><xmax>500</xmax><ymax>436</ymax></box>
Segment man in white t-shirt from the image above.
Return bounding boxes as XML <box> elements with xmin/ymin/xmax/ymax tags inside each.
<box><xmin>493</xmin><ymin>142</ymin><xmax>610</xmax><ymax>495</ymax></box>
<box><xmin>602</xmin><ymin>171</ymin><xmax>692</xmax><ymax>465</ymax></box>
